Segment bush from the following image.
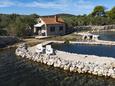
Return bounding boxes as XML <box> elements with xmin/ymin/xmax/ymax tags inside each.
<box><xmin>0</xmin><ymin>29</ymin><xmax>7</xmax><ymax>36</ymax></box>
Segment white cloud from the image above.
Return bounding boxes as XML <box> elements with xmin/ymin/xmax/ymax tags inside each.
<box><xmin>0</xmin><ymin>0</ymin><xmax>68</xmax><ymax>9</ymax></box>
<box><xmin>0</xmin><ymin>0</ymin><xmax>95</xmax><ymax>15</ymax></box>
<box><xmin>0</xmin><ymin>0</ymin><xmax>78</xmax><ymax>9</ymax></box>
<box><xmin>22</xmin><ymin>1</ymin><xmax>67</xmax><ymax>9</ymax></box>
<box><xmin>74</xmin><ymin>0</ymin><xmax>94</xmax><ymax>10</ymax></box>
<box><xmin>0</xmin><ymin>1</ymin><xmax>14</xmax><ymax>7</ymax></box>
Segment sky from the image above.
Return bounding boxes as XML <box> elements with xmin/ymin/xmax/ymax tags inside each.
<box><xmin>0</xmin><ymin>0</ymin><xmax>115</xmax><ymax>15</ymax></box>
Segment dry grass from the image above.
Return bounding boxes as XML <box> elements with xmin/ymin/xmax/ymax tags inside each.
<box><xmin>23</xmin><ymin>38</ymin><xmax>45</xmax><ymax>46</ymax></box>
<box><xmin>1</xmin><ymin>33</ymin><xmax>82</xmax><ymax>49</ymax></box>
<box><xmin>46</xmin><ymin>33</ymin><xmax>82</xmax><ymax>41</ymax></box>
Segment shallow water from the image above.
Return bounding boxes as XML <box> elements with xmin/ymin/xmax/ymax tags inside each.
<box><xmin>94</xmin><ymin>31</ymin><xmax>115</xmax><ymax>41</ymax></box>
<box><xmin>0</xmin><ymin>48</ymin><xmax>115</xmax><ymax>86</ymax></box>
<box><xmin>52</xmin><ymin>43</ymin><xmax>115</xmax><ymax>57</ymax></box>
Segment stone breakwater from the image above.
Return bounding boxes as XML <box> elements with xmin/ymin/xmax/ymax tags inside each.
<box><xmin>16</xmin><ymin>43</ymin><xmax>115</xmax><ymax>79</ymax></box>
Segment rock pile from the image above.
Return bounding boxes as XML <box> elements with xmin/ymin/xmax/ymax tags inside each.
<box><xmin>16</xmin><ymin>43</ymin><xmax>115</xmax><ymax>79</ymax></box>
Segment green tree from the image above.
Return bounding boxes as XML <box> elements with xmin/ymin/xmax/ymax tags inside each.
<box><xmin>92</xmin><ymin>6</ymin><xmax>106</xmax><ymax>16</ymax></box>
<box><xmin>107</xmin><ymin>6</ymin><xmax>115</xmax><ymax>19</ymax></box>
<box><xmin>7</xmin><ymin>15</ymin><xmax>36</xmax><ymax>36</ymax></box>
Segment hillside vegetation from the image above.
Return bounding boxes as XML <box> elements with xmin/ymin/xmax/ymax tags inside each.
<box><xmin>0</xmin><ymin>14</ymin><xmax>39</xmax><ymax>36</ymax></box>
<box><xmin>0</xmin><ymin>6</ymin><xmax>115</xmax><ymax>36</ymax></box>
<box><xmin>61</xmin><ymin>6</ymin><xmax>115</xmax><ymax>27</ymax></box>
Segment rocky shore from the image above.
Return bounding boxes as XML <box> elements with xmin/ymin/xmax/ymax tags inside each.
<box><xmin>75</xmin><ymin>25</ymin><xmax>115</xmax><ymax>31</ymax></box>
<box><xmin>0</xmin><ymin>36</ymin><xmax>20</xmax><ymax>48</ymax></box>
<box><xmin>16</xmin><ymin>43</ymin><xmax>115</xmax><ymax>79</ymax></box>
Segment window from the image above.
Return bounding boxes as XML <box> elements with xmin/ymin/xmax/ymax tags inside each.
<box><xmin>50</xmin><ymin>26</ymin><xmax>55</xmax><ymax>32</ymax></box>
<box><xmin>59</xmin><ymin>26</ymin><xmax>63</xmax><ymax>31</ymax></box>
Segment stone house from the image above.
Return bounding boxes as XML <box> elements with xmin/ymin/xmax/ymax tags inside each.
<box><xmin>34</xmin><ymin>16</ymin><xmax>66</xmax><ymax>36</ymax></box>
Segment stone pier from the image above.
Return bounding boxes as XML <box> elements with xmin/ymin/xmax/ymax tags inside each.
<box><xmin>16</xmin><ymin>43</ymin><xmax>115</xmax><ymax>79</ymax></box>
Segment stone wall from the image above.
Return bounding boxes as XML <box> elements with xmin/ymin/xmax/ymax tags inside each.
<box><xmin>0</xmin><ymin>36</ymin><xmax>20</xmax><ymax>48</ymax></box>
<box><xmin>16</xmin><ymin>43</ymin><xmax>115</xmax><ymax>79</ymax></box>
<box><xmin>74</xmin><ymin>25</ymin><xmax>115</xmax><ymax>31</ymax></box>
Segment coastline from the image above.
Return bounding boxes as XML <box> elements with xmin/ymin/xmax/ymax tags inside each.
<box><xmin>1</xmin><ymin>28</ymin><xmax>115</xmax><ymax>50</ymax></box>
<box><xmin>0</xmin><ymin>38</ymin><xmax>45</xmax><ymax>50</ymax></box>
<box><xmin>15</xmin><ymin>41</ymin><xmax>115</xmax><ymax>79</ymax></box>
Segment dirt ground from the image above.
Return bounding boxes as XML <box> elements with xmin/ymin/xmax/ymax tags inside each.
<box><xmin>0</xmin><ymin>32</ymin><xmax>86</xmax><ymax>50</ymax></box>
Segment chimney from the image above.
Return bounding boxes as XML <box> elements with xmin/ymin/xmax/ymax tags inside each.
<box><xmin>55</xmin><ymin>15</ymin><xmax>58</xmax><ymax>22</ymax></box>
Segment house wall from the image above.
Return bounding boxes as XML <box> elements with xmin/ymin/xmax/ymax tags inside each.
<box><xmin>34</xmin><ymin>18</ymin><xmax>48</xmax><ymax>36</ymax></box>
<box><xmin>34</xmin><ymin>18</ymin><xmax>45</xmax><ymax>33</ymax></box>
<box><xmin>34</xmin><ymin>18</ymin><xmax>66</xmax><ymax>36</ymax></box>
<box><xmin>46</xmin><ymin>24</ymin><xmax>65</xmax><ymax>36</ymax></box>
<box><xmin>41</xmin><ymin>25</ymin><xmax>47</xmax><ymax>36</ymax></box>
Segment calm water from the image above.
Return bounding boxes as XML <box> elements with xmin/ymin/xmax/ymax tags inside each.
<box><xmin>94</xmin><ymin>31</ymin><xmax>115</xmax><ymax>41</ymax></box>
<box><xmin>52</xmin><ymin>43</ymin><xmax>115</xmax><ymax>57</ymax></box>
<box><xmin>0</xmin><ymin>48</ymin><xmax>115</xmax><ymax>86</ymax></box>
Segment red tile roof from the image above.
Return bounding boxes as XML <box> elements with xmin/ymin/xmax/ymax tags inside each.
<box><xmin>40</xmin><ymin>16</ymin><xmax>64</xmax><ymax>25</ymax></box>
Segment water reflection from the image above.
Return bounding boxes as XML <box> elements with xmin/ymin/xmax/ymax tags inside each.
<box><xmin>0</xmin><ymin>48</ymin><xmax>115</xmax><ymax>86</ymax></box>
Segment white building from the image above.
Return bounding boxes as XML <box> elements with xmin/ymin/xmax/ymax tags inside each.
<box><xmin>34</xmin><ymin>16</ymin><xmax>66</xmax><ymax>37</ymax></box>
